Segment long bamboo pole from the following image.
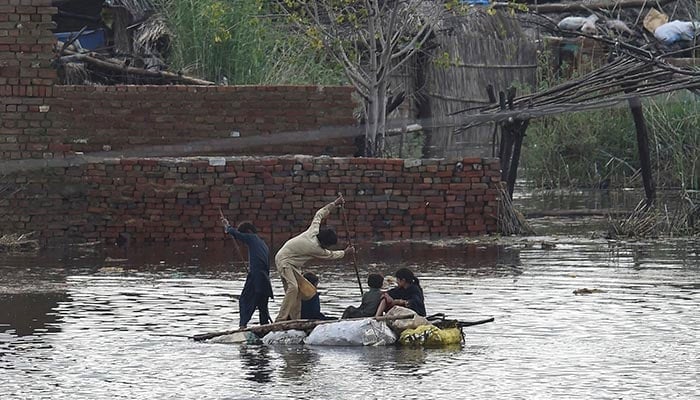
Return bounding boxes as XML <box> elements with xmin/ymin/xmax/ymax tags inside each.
<box><xmin>338</xmin><ymin>192</ymin><xmax>364</xmax><ymax>296</ymax></box>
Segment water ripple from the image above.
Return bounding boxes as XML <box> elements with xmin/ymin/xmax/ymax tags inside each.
<box><xmin>0</xmin><ymin>234</ymin><xmax>698</xmax><ymax>399</ymax></box>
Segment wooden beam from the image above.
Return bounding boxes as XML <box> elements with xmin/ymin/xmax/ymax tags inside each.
<box><xmin>492</xmin><ymin>0</ymin><xmax>675</xmax><ymax>13</ymax></box>
<box><xmin>57</xmin><ymin>49</ymin><xmax>215</xmax><ymax>85</ymax></box>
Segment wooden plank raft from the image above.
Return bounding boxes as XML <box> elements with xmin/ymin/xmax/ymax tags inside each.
<box><xmin>191</xmin><ymin>314</ymin><xmax>413</xmax><ymax>342</ymax></box>
<box><xmin>191</xmin><ymin>315</ymin><xmax>495</xmax><ymax>342</ymax></box>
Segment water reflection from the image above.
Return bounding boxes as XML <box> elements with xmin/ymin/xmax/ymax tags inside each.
<box><xmin>239</xmin><ymin>345</ymin><xmax>273</xmax><ymax>383</ymax></box>
<box><xmin>0</xmin><ymin>292</ymin><xmax>67</xmax><ymax>336</ymax></box>
<box><xmin>272</xmin><ymin>345</ymin><xmax>321</xmax><ymax>380</ymax></box>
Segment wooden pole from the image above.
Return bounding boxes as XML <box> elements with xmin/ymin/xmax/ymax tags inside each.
<box><xmin>626</xmin><ymin>97</ymin><xmax>656</xmax><ymax>206</ymax></box>
<box><xmin>500</xmin><ymin>126</ymin><xmax>514</xmax><ymax>182</ymax></box>
<box><xmin>506</xmin><ymin>120</ymin><xmax>529</xmax><ymax>199</ymax></box>
<box><xmin>55</xmin><ymin>48</ymin><xmax>215</xmax><ymax>85</ymax></box>
<box><xmin>338</xmin><ymin>194</ymin><xmax>364</xmax><ymax>296</ymax></box>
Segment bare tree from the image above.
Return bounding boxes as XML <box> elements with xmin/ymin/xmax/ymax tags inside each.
<box><xmin>276</xmin><ymin>0</ymin><xmax>444</xmax><ymax>157</ymax></box>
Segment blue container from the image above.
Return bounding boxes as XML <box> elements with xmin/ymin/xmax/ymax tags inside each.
<box><xmin>54</xmin><ymin>29</ymin><xmax>105</xmax><ymax>51</ymax></box>
<box><xmin>461</xmin><ymin>0</ymin><xmax>490</xmax><ymax>5</ymax></box>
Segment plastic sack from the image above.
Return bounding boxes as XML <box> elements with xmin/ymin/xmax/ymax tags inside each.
<box><xmin>304</xmin><ymin>319</ymin><xmax>396</xmax><ymax>346</ymax></box>
<box><xmin>557</xmin><ymin>15</ymin><xmax>598</xmax><ymax>33</ymax></box>
<box><xmin>654</xmin><ymin>20</ymin><xmax>698</xmax><ymax>45</ymax></box>
<box><xmin>209</xmin><ymin>331</ymin><xmax>261</xmax><ymax>345</ymax></box>
<box><xmin>399</xmin><ymin>325</ymin><xmax>463</xmax><ymax>347</ymax></box>
<box><xmin>262</xmin><ymin>330</ymin><xmax>307</xmax><ymax>345</ymax></box>
<box><xmin>385</xmin><ymin>306</ymin><xmax>430</xmax><ymax>332</ymax></box>
<box><xmin>643</xmin><ymin>8</ymin><xmax>669</xmax><ymax>33</ymax></box>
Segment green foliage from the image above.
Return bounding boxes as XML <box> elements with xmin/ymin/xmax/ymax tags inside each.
<box><xmin>523</xmin><ymin>108</ymin><xmax>636</xmax><ymax>188</ymax></box>
<box><xmin>155</xmin><ymin>0</ymin><xmax>344</xmax><ymax>84</ymax></box>
<box><xmin>523</xmin><ymin>94</ymin><xmax>700</xmax><ymax>191</ymax></box>
<box><xmin>645</xmin><ymin>94</ymin><xmax>700</xmax><ymax>192</ymax></box>
<box><xmin>384</xmin><ymin>131</ymin><xmax>425</xmax><ymax>158</ymax></box>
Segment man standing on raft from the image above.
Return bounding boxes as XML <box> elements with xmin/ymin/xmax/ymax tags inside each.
<box><xmin>275</xmin><ymin>195</ymin><xmax>354</xmax><ymax>322</ymax></box>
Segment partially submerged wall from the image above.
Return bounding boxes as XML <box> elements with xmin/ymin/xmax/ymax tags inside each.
<box><xmin>0</xmin><ymin>156</ymin><xmax>501</xmax><ymax>244</ymax></box>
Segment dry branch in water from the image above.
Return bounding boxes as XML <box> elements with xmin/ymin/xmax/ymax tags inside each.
<box><xmin>497</xmin><ymin>184</ymin><xmax>534</xmax><ymax>235</ymax></box>
<box><xmin>0</xmin><ymin>233</ymin><xmax>39</xmax><ymax>253</ymax></box>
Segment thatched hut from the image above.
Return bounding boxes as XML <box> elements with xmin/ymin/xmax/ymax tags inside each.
<box><xmin>389</xmin><ymin>8</ymin><xmax>537</xmax><ymax>159</ymax></box>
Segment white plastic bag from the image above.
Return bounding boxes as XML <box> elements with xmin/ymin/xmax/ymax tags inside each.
<box><xmin>261</xmin><ymin>329</ymin><xmax>307</xmax><ymax>345</ymax></box>
<box><xmin>304</xmin><ymin>319</ymin><xmax>396</xmax><ymax>346</ymax></box>
<box><xmin>654</xmin><ymin>20</ymin><xmax>698</xmax><ymax>45</ymax></box>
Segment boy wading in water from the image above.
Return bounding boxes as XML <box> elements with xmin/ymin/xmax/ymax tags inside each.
<box><xmin>274</xmin><ymin>195</ymin><xmax>354</xmax><ymax>322</ymax></box>
<box><xmin>221</xmin><ymin>219</ymin><xmax>273</xmax><ymax>328</ymax></box>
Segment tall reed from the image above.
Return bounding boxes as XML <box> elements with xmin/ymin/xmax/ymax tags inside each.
<box><xmin>154</xmin><ymin>0</ymin><xmax>343</xmax><ymax>84</ymax></box>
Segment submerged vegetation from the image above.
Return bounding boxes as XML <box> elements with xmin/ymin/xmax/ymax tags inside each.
<box><xmin>608</xmin><ymin>198</ymin><xmax>700</xmax><ymax>238</ymax></box>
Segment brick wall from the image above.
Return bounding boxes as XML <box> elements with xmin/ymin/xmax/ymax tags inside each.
<box><xmin>0</xmin><ymin>0</ymin><xmax>57</xmax><ymax>160</ymax></box>
<box><xmin>44</xmin><ymin>85</ymin><xmax>358</xmax><ymax>157</ymax></box>
<box><xmin>1</xmin><ymin>83</ymin><xmax>358</xmax><ymax>160</ymax></box>
<box><xmin>0</xmin><ymin>3</ymin><xmax>358</xmax><ymax>160</ymax></box>
<box><xmin>0</xmin><ymin>156</ymin><xmax>501</xmax><ymax>244</ymax></box>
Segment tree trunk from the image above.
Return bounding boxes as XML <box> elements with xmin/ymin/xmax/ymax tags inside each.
<box><xmin>377</xmin><ymin>80</ymin><xmax>388</xmax><ymax>156</ymax></box>
<box><xmin>365</xmin><ymin>85</ymin><xmax>381</xmax><ymax>157</ymax></box>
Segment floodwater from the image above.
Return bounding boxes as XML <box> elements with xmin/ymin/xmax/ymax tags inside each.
<box><xmin>1</xmin><ymin>189</ymin><xmax>698</xmax><ymax>399</ymax></box>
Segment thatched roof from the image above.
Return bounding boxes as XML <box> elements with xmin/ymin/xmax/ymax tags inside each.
<box><xmin>109</xmin><ymin>0</ymin><xmax>155</xmax><ymax>20</ymax></box>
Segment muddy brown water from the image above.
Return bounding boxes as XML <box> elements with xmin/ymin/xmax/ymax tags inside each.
<box><xmin>1</xmin><ymin>188</ymin><xmax>698</xmax><ymax>399</ymax></box>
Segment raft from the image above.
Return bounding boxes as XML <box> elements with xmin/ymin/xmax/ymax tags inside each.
<box><xmin>192</xmin><ymin>315</ymin><xmax>493</xmax><ymax>347</ymax></box>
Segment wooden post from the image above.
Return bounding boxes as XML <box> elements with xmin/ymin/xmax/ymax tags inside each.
<box><xmin>497</xmin><ymin>90</ymin><xmax>513</xmax><ymax>182</ymax></box>
<box><xmin>627</xmin><ymin>96</ymin><xmax>656</xmax><ymax>206</ymax></box>
<box><xmin>500</xmin><ymin>126</ymin><xmax>514</xmax><ymax>182</ymax></box>
<box><xmin>507</xmin><ymin>120</ymin><xmax>529</xmax><ymax>199</ymax></box>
